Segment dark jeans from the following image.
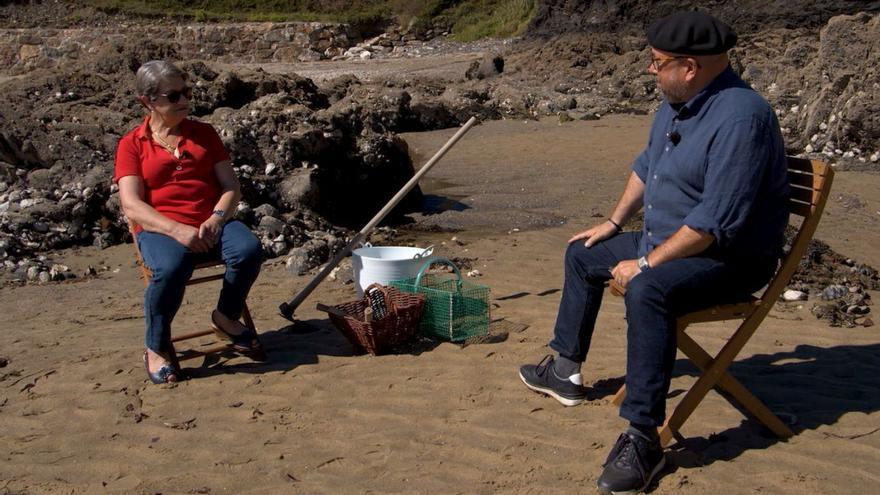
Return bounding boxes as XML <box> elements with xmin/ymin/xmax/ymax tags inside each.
<box><xmin>137</xmin><ymin>220</ymin><xmax>263</xmax><ymax>355</ymax></box>
<box><xmin>548</xmin><ymin>231</ymin><xmax>776</xmax><ymax>427</ymax></box>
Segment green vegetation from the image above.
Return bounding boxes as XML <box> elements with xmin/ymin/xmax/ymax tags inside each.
<box><xmin>85</xmin><ymin>0</ymin><xmax>537</xmax><ymax>39</ymax></box>
<box><xmin>444</xmin><ymin>0</ymin><xmax>538</xmax><ymax>41</ymax></box>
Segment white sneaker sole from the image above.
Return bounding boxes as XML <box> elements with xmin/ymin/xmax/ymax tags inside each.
<box><xmin>519</xmin><ymin>371</ymin><xmax>585</xmax><ymax>406</ymax></box>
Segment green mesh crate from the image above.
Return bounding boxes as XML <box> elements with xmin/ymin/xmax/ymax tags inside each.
<box><xmin>390</xmin><ymin>258</ymin><xmax>490</xmax><ymax>342</ymax></box>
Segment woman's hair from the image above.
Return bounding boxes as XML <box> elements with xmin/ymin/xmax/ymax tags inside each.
<box><xmin>135</xmin><ymin>60</ymin><xmax>186</xmax><ymax>99</ymax></box>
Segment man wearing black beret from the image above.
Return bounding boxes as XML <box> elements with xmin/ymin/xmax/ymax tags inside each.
<box><xmin>519</xmin><ymin>10</ymin><xmax>789</xmax><ymax>494</ymax></box>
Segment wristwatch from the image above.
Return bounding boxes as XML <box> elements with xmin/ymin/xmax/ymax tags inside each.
<box><xmin>212</xmin><ymin>209</ymin><xmax>226</xmax><ymax>220</ymax></box>
<box><xmin>637</xmin><ymin>256</ymin><xmax>651</xmax><ymax>272</ymax></box>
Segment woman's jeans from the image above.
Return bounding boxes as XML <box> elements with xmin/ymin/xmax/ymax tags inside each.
<box><xmin>548</xmin><ymin>231</ymin><xmax>777</xmax><ymax>427</ymax></box>
<box><xmin>137</xmin><ymin>220</ymin><xmax>263</xmax><ymax>355</ymax></box>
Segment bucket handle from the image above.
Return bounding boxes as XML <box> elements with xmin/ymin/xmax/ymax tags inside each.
<box><xmin>414</xmin><ymin>257</ymin><xmax>463</xmax><ymax>291</ymax></box>
<box><xmin>413</xmin><ymin>245</ymin><xmax>434</xmax><ymax>260</ymax></box>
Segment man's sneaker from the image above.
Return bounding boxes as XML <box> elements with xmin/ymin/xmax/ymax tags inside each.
<box><xmin>596</xmin><ymin>428</ymin><xmax>666</xmax><ymax>495</ymax></box>
<box><xmin>518</xmin><ymin>354</ymin><xmax>587</xmax><ymax>406</ymax></box>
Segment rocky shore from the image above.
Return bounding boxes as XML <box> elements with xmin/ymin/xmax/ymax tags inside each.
<box><xmin>0</xmin><ymin>0</ymin><xmax>877</xmax><ymax>326</ymax></box>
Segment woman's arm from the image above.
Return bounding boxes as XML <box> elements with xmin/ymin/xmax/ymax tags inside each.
<box><xmin>210</xmin><ymin>159</ymin><xmax>241</xmax><ymax>222</ymax></box>
<box><xmin>118</xmin><ymin>175</ymin><xmax>211</xmax><ymax>252</ymax></box>
<box><xmin>197</xmin><ymin>160</ymin><xmax>242</xmax><ymax>245</ymax></box>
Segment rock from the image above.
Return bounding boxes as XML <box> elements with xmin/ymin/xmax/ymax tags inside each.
<box><xmin>278</xmin><ymin>168</ymin><xmax>318</xmax><ymax>209</ymax></box>
<box><xmin>846</xmin><ymin>305</ymin><xmax>870</xmax><ymax>315</ymax></box>
<box><xmin>285</xmin><ymin>248</ymin><xmax>310</xmax><ymax>275</ymax></box>
<box><xmin>49</xmin><ymin>264</ymin><xmax>69</xmax><ymax>281</ymax></box>
<box><xmin>465</xmin><ymin>54</ymin><xmax>504</xmax><ymax>80</ymax></box>
<box><xmin>820</xmin><ymin>284</ymin><xmax>848</xmax><ymax>300</ymax></box>
<box><xmin>258</xmin><ymin>215</ymin><xmax>286</xmax><ymax>237</ymax></box>
<box><xmin>252</xmin><ymin>204</ymin><xmax>279</xmax><ymax>224</ymax></box>
<box><xmin>37</xmin><ymin>271</ymin><xmax>51</xmax><ymax>283</ymax></box>
<box><xmin>855</xmin><ymin>317</ymin><xmax>874</xmax><ymax>327</ymax></box>
<box><xmin>782</xmin><ymin>289</ymin><xmax>808</xmax><ymax>301</ymax></box>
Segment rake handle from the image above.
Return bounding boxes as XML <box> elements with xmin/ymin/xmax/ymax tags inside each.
<box><xmin>279</xmin><ymin>116</ymin><xmax>479</xmax><ymax>321</ymax></box>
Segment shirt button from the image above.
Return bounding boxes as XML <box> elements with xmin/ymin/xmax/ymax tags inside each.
<box><xmin>647</xmin><ymin>231</ymin><xmax>653</xmax><ymax>237</ymax></box>
<box><xmin>653</xmin><ymin>174</ymin><xmax>658</xmax><ymax>180</ymax></box>
<box><xmin>647</xmin><ymin>204</ymin><xmax>653</xmax><ymax>210</ymax></box>
<box><xmin>175</xmin><ymin>165</ymin><xmax>182</xmax><ymax>171</ymax></box>
<box><xmin>665</xmin><ymin>145</ymin><xmax>670</xmax><ymax>152</ymax></box>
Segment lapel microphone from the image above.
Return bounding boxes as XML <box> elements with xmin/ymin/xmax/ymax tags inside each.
<box><xmin>666</xmin><ymin>131</ymin><xmax>681</xmax><ymax>146</ymax></box>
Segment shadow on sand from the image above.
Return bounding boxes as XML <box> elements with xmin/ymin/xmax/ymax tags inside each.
<box><xmin>663</xmin><ymin>343</ymin><xmax>880</xmax><ymax>467</ymax></box>
<box><xmin>180</xmin><ymin>315</ymin><xmax>517</xmax><ymax>379</ymax></box>
<box><xmin>587</xmin><ymin>342</ymin><xmax>880</xmax><ymax>490</ymax></box>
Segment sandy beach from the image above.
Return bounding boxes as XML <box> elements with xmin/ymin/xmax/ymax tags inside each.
<box><xmin>2</xmin><ymin>115</ymin><xmax>880</xmax><ymax>494</ymax></box>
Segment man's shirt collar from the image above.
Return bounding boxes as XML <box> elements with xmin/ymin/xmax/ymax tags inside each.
<box><xmin>667</xmin><ymin>65</ymin><xmax>741</xmax><ymax>120</ymax></box>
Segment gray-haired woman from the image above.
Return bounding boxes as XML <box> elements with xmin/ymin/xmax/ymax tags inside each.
<box><xmin>113</xmin><ymin>60</ymin><xmax>264</xmax><ymax>384</ymax></box>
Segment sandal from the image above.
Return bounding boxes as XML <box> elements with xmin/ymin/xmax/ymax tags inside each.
<box><xmin>143</xmin><ymin>350</ymin><xmax>178</xmax><ymax>384</ymax></box>
<box><xmin>211</xmin><ymin>310</ymin><xmax>264</xmax><ymax>356</ymax></box>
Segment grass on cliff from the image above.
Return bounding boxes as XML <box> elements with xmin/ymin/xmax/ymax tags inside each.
<box><xmin>85</xmin><ymin>0</ymin><xmax>537</xmax><ymax>40</ymax></box>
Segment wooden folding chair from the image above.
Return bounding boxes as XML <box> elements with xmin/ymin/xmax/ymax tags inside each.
<box><xmin>608</xmin><ymin>157</ymin><xmax>833</xmax><ymax>446</ymax></box>
<box><xmin>129</xmin><ymin>222</ymin><xmax>261</xmax><ymax>373</ymax></box>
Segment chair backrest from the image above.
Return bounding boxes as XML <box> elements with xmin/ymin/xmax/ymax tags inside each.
<box><xmin>759</xmin><ymin>157</ymin><xmax>834</xmax><ymax>305</ymax></box>
<box><xmin>126</xmin><ymin>219</ymin><xmax>152</xmax><ymax>283</ymax></box>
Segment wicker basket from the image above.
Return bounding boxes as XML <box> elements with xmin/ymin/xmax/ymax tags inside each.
<box><xmin>390</xmin><ymin>258</ymin><xmax>490</xmax><ymax>342</ymax></box>
<box><xmin>328</xmin><ymin>283</ymin><xmax>426</xmax><ymax>355</ymax></box>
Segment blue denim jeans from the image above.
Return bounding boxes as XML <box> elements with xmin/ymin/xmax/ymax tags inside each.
<box><xmin>548</xmin><ymin>231</ymin><xmax>776</xmax><ymax>427</ymax></box>
<box><xmin>137</xmin><ymin>220</ymin><xmax>263</xmax><ymax>355</ymax></box>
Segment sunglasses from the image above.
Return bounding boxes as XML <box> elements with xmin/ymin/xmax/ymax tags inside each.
<box><xmin>151</xmin><ymin>86</ymin><xmax>193</xmax><ymax>103</ymax></box>
<box><xmin>649</xmin><ymin>55</ymin><xmax>689</xmax><ymax>71</ymax></box>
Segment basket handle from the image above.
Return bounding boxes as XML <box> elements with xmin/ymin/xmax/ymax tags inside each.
<box><xmin>414</xmin><ymin>257</ymin><xmax>463</xmax><ymax>290</ymax></box>
<box><xmin>362</xmin><ymin>282</ymin><xmax>399</xmax><ymax>318</ymax></box>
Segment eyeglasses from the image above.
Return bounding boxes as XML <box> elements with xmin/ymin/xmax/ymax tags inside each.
<box><xmin>152</xmin><ymin>86</ymin><xmax>192</xmax><ymax>103</ymax></box>
<box><xmin>649</xmin><ymin>55</ymin><xmax>690</xmax><ymax>72</ymax></box>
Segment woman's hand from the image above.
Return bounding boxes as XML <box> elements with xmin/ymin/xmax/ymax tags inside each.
<box><xmin>172</xmin><ymin>224</ymin><xmax>211</xmax><ymax>253</ymax></box>
<box><xmin>568</xmin><ymin>220</ymin><xmax>620</xmax><ymax>247</ymax></box>
<box><xmin>199</xmin><ymin>215</ymin><xmax>225</xmax><ymax>248</ymax></box>
<box><xmin>610</xmin><ymin>259</ymin><xmax>641</xmax><ymax>289</ymax></box>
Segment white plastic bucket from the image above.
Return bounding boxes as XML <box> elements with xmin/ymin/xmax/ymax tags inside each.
<box><xmin>351</xmin><ymin>244</ymin><xmax>434</xmax><ymax>297</ymax></box>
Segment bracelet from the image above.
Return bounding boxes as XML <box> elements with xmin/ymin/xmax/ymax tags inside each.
<box><xmin>607</xmin><ymin>218</ymin><xmax>623</xmax><ymax>232</ymax></box>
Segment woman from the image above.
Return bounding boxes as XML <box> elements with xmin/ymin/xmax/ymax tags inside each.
<box><xmin>115</xmin><ymin>60</ymin><xmax>264</xmax><ymax>384</ymax></box>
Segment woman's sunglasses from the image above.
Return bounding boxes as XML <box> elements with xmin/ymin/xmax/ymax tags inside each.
<box><xmin>151</xmin><ymin>86</ymin><xmax>193</xmax><ymax>103</ymax></box>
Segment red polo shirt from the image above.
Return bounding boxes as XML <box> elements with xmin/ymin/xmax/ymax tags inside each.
<box><xmin>114</xmin><ymin>116</ymin><xmax>230</xmax><ymax>230</ymax></box>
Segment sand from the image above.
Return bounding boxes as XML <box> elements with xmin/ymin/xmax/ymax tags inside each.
<box><xmin>1</xmin><ymin>115</ymin><xmax>879</xmax><ymax>494</ymax></box>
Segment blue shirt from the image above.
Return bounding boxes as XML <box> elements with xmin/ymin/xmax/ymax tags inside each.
<box><xmin>632</xmin><ymin>67</ymin><xmax>789</xmax><ymax>261</ymax></box>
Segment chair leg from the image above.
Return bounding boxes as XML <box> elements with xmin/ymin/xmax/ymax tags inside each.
<box><xmin>164</xmin><ymin>334</ymin><xmax>182</xmax><ymax>374</ymax></box>
<box><xmin>241</xmin><ymin>302</ymin><xmax>257</xmax><ymax>333</ymax></box>
<box><xmin>662</xmin><ymin>321</ymin><xmax>789</xmax><ymax>444</ymax></box>
<box><xmin>677</xmin><ymin>331</ymin><xmax>794</xmax><ymax>440</ymax></box>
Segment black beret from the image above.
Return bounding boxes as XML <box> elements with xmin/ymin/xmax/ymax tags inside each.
<box><xmin>647</xmin><ymin>11</ymin><xmax>737</xmax><ymax>55</ymax></box>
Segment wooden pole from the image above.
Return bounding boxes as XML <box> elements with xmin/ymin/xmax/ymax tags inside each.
<box><xmin>279</xmin><ymin>116</ymin><xmax>479</xmax><ymax>321</ymax></box>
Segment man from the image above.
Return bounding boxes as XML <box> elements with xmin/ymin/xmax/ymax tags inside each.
<box><xmin>518</xmin><ymin>11</ymin><xmax>789</xmax><ymax>494</ymax></box>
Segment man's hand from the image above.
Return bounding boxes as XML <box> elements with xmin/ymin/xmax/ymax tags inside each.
<box><xmin>568</xmin><ymin>221</ymin><xmax>620</xmax><ymax>247</ymax></box>
<box><xmin>611</xmin><ymin>259</ymin><xmax>641</xmax><ymax>289</ymax></box>
<box><xmin>199</xmin><ymin>215</ymin><xmax>225</xmax><ymax>248</ymax></box>
<box><xmin>172</xmin><ymin>224</ymin><xmax>211</xmax><ymax>253</ymax></box>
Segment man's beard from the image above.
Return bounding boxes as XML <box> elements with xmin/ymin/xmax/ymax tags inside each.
<box><xmin>660</xmin><ymin>79</ymin><xmax>689</xmax><ymax>103</ymax></box>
